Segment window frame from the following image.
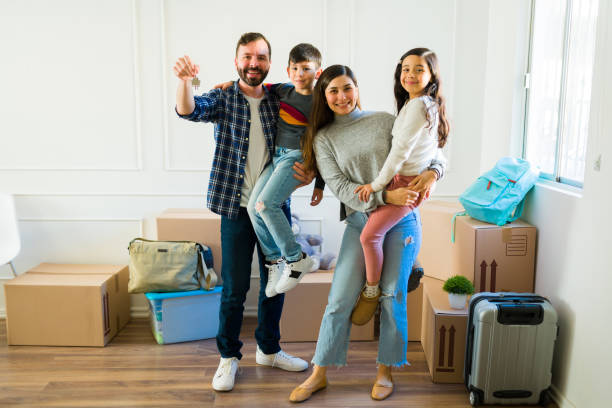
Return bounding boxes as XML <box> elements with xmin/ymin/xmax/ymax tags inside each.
<box><xmin>521</xmin><ymin>0</ymin><xmax>597</xmax><ymax>189</ymax></box>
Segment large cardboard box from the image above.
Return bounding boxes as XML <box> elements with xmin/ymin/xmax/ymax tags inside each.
<box><xmin>280</xmin><ymin>272</ymin><xmax>374</xmax><ymax>342</ymax></box>
<box><xmin>4</xmin><ymin>263</ymin><xmax>130</xmax><ymax>346</ymax></box>
<box><xmin>407</xmin><ymin>282</ymin><xmax>423</xmax><ymax>341</ymax></box>
<box><xmin>420</xmin><ymin>200</ymin><xmax>536</xmax><ymax>292</ymax></box>
<box><xmin>421</xmin><ymin>276</ymin><xmax>468</xmax><ymax>383</ymax></box>
<box><xmin>156</xmin><ymin>208</ymin><xmax>222</xmax><ymax>274</ymax></box>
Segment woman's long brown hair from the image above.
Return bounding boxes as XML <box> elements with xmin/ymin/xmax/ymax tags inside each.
<box><xmin>394</xmin><ymin>48</ymin><xmax>449</xmax><ymax>148</ymax></box>
<box><xmin>301</xmin><ymin>65</ymin><xmax>359</xmax><ymax>173</ymax></box>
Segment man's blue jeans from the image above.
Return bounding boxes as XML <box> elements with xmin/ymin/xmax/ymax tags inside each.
<box><xmin>312</xmin><ymin>209</ymin><xmax>422</xmax><ymax>367</ymax></box>
<box><xmin>247</xmin><ymin>147</ymin><xmax>304</xmax><ymax>262</ymax></box>
<box><xmin>216</xmin><ymin>205</ymin><xmax>291</xmax><ymax>359</ymax></box>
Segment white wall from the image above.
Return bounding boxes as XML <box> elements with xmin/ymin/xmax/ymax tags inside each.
<box><xmin>522</xmin><ymin>1</ymin><xmax>612</xmax><ymax>406</ymax></box>
<box><xmin>0</xmin><ymin>0</ymin><xmax>460</xmax><ymax>316</ymax></box>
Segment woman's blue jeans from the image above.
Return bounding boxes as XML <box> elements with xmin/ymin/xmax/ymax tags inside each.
<box><xmin>312</xmin><ymin>209</ymin><xmax>422</xmax><ymax>367</ymax></box>
<box><xmin>247</xmin><ymin>147</ymin><xmax>304</xmax><ymax>262</ymax></box>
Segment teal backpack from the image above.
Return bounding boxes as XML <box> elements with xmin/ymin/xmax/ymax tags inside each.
<box><xmin>456</xmin><ymin>157</ymin><xmax>540</xmax><ymax>227</ymax></box>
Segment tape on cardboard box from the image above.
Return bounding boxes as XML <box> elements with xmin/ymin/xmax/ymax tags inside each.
<box><xmin>502</xmin><ymin>227</ymin><xmax>513</xmax><ymax>243</ymax></box>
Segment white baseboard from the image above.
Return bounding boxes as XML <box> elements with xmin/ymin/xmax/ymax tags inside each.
<box><xmin>0</xmin><ymin>307</ymin><xmax>151</xmax><ymax>320</ymax></box>
<box><xmin>130</xmin><ymin>306</ymin><xmax>150</xmax><ymax>319</ymax></box>
<box><xmin>1</xmin><ymin>306</ymin><xmax>250</xmax><ymax>320</ymax></box>
<box><xmin>244</xmin><ymin>306</ymin><xmax>257</xmax><ymax>317</ymax></box>
<box><xmin>550</xmin><ymin>384</ymin><xmax>576</xmax><ymax>408</ymax></box>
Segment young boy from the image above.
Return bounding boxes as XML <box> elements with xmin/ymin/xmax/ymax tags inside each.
<box><xmin>252</xmin><ymin>43</ymin><xmax>326</xmax><ymax>297</ymax></box>
<box><xmin>219</xmin><ymin>43</ymin><xmax>325</xmax><ymax>297</ymax></box>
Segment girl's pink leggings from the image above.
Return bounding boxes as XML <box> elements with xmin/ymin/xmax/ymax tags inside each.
<box><xmin>360</xmin><ymin>174</ymin><xmax>418</xmax><ymax>284</ymax></box>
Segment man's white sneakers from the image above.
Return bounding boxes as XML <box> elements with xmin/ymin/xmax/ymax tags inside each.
<box><xmin>264</xmin><ymin>260</ymin><xmax>285</xmax><ymax>298</ymax></box>
<box><xmin>255</xmin><ymin>346</ymin><xmax>309</xmax><ymax>372</ymax></box>
<box><xmin>212</xmin><ymin>350</ymin><xmax>307</xmax><ymax>392</ymax></box>
<box><xmin>212</xmin><ymin>357</ymin><xmax>239</xmax><ymax>391</ymax></box>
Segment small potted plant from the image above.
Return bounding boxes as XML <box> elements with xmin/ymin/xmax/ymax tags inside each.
<box><xmin>443</xmin><ymin>275</ymin><xmax>474</xmax><ymax>309</ymax></box>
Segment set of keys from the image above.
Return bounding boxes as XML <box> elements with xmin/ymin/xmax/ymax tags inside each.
<box><xmin>192</xmin><ymin>76</ymin><xmax>200</xmax><ymax>90</ymax></box>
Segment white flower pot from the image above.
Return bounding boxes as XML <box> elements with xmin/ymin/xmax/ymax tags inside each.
<box><xmin>448</xmin><ymin>293</ymin><xmax>467</xmax><ymax>309</ymax></box>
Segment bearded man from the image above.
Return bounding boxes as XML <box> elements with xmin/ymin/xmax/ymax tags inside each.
<box><xmin>174</xmin><ymin>32</ymin><xmax>313</xmax><ymax>392</ymax></box>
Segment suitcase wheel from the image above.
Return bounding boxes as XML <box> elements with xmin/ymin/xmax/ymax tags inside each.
<box><xmin>539</xmin><ymin>388</ymin><xmax>552</xmax><ymax>406</ymax></box>
<box><xmin>469</xmin><ymin>391</ymin><xmax>481</xmax><ymax>406</ymax></box>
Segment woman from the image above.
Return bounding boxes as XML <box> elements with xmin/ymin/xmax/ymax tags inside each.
<box><xmin>289</xmin><ymin>65</ymin><xmax>443</xmax><ymax>402</ymax></box>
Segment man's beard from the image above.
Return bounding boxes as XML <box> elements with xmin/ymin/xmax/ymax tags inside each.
<box><xmin>237</xmin><ymin>66</ymin><xmax>268</xmax><ymax>86</ymax></box>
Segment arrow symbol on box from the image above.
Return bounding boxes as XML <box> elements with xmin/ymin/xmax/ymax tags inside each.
<box><xmin>448</xmin><ymin>326</ymin><xmax>456</xmax><ymax>366</ymax></box>
<box><xmin>438</xmin><ymin>325</ymin><xmax>446</xmax><ymax>366</ymax></box>
<box><xmin>490</xmin><ymin>260</ymin><xmax>497</xmax><ymax>292</ymax></box>
<box><xmin>480</xmin><ymin>261</ymin><xmax>488</xmax><ymax>292</ymax></box>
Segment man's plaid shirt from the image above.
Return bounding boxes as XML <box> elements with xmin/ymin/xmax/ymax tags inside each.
<box><xmin>178</xmin><ymin>81</ymin><xmax>279</xmax><ymax>219</ymax></box>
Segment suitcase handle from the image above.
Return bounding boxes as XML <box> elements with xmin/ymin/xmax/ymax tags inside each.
<box><xmin>489</xmin><ymin>297</ymin><xmax>544</xmax><ymax>304</ymax></box>
<box><xmin>497</xmin><ymin>304</ymin><xmax>544</xmax><ymax>325</ymax></box>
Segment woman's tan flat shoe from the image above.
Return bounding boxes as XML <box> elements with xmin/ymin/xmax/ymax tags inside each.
<box><xmin>371</xmin><ymin>379</ymin><xmax>394</xmax><ymax>400</ymax></box>
<box><xmin>289</xmin><ymin>377</ymin><xmax>328</xmax><ymax>403</ymax></box>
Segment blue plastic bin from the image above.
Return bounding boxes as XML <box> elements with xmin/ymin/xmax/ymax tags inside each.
<box><xmin>145</xmin><ymin>287</ymin><xmax>222</xmax><ymax>344</ymax></box>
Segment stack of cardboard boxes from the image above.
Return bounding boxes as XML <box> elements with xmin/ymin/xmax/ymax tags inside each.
<box><xmin>418</xmin><ymin>200</ymin><xmax>537</xmax><ymax>383</ymax></box>
<box><xmin>150</xmin><ymin>208</ymin><xmax>224</xmax><ymax>344</ymax></box>
<box><xmin>2</xmin><ymin>208</ymin><xmax>225</xmax><ymax>347</ymax></box>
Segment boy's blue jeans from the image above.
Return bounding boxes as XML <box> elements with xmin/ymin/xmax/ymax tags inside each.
<box><xmin>216</xmin><ymin>205</ymin><xmax>291</xmax><ymax>359</ymax></box>
<box><xmin>247</xmin><ymin>147</ymin><xmax>304</xmax><ymax>263</ymax></box>
<box><xmin>312</xmin><ymin>209</ymin><xmax>422</xmax><ymax>367</ymax></box>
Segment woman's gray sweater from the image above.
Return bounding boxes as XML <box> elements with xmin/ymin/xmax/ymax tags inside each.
<box><xmin>314</xmin><ymin>109</ymin><xmax>395</xmax><ymax>220</ymax></box>
<box><xmin>314</xmin><ymin>108</ymin><xmax>446</xmax><ymax>221</ymax></box>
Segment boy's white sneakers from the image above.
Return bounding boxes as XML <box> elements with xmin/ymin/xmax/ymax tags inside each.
<box><xmin>275</xmin><ymin>253</ymin><xmax>314</xmax><ymax>294</ymax></box>
<box><xmin>264</xmin><ymin>260</ymin><xmax>285</xmax><ymax>298</ymax></box>
<box><xmin>255</xmin><ymin>346</ymin><xmax>308</xmax><ymax>372</ymax></box>
<box><xmin>212</xmin><ymin>357</ymin><xmax>239</xmax><ymax>392</ymax></box>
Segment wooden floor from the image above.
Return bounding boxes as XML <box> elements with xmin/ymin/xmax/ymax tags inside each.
<box><xmin>0</xmin><ymin>318</ymin><xmax>557</xmax><ymax>408</ymax></box>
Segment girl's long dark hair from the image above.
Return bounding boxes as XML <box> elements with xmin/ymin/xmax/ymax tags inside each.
<box><xmin>302</xmin><ymin>65</ymin><xmax>360</xmax><ymax>172</ymax></box>
<box><xmin>394</xmin><ymin>48</ymin><xmax>449</xmax><ymax>147</ymax></box>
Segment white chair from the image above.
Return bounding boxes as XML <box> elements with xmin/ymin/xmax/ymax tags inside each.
<box><xmin>0</xmin><ymin>193</ymin><xmax>21</xmax><ymax>277</ymax></box>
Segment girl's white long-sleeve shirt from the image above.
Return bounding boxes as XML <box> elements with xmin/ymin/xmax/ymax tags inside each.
<box><xmin>370</xmin><ymin>96</ymin><xmax>444</xmax><ymax>192</ymax></box>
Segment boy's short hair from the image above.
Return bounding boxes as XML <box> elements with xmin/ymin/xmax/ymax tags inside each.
<box><xmin>236</xmin><ymin>32</ymin><xmax>271</xmax><ymax>59</ymax></box>
<box><xmin>288</xmin><ymin>43</ymin><xmax>321</xmax><ymax>68</ymax></box>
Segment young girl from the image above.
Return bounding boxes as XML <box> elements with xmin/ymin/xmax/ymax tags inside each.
<box><xmin>350</xmin><ymin>48</ymin><xmax>450</xmax><ymax>325</ymax></box>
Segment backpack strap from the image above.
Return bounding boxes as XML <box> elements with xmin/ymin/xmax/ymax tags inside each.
<box><xmin>508</xmin><ymin>197</ymin><xmax>526</xmax><ymax>222</ymax></box>
<box><xmin>197</xmin><ymin>244</ymin><xmax>218</xmax><ymax>290</ymax></box>
<box><xmin>451</xmin><ymin>211</ymin><xmax>467</xmax><ymax>243</ymax></box>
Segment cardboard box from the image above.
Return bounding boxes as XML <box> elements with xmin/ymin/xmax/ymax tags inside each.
<box><xmin>280</xmin><ymin>272</ymin><xmax>374</xmax><ymax>342</ymax></box>
<box><xmin>419</xmin><ymin>200</ymin><xmax>536</xmax><ymax>292</ymax></box>
<box><xmin>4</xmin><ymin>263</ymin><xmax>130</xmax><ymax>347</ymax></box>
<box><xmin>156</xmin><ymin>208</ymin><xmax>222</xmax><ymax>274</ymax></box>
<box><xmin>407</xmin><ymin>282</ymin><xmax>424</xmax><ymax>341</ymax></box>
<box><xmin>420</xmin><ymin>276</ymin><xmax>468</xmax><ymax>383</ymax></box>
<box><xmin>146</xmin><ymin>287</ymin><xmax>222</xmax><ymax>344</ymax></box>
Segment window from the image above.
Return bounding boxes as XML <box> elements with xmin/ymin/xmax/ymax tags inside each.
<box><xmin>523</xmin><ymin>0</ymin><xmax>599</xmax><ymax>187</ymax></box>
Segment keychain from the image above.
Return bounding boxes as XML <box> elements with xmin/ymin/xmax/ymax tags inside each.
<box><xmin>192</xmin><ymin>76</ymin><xmax>200</xmax><ymax>90</ymax></box>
